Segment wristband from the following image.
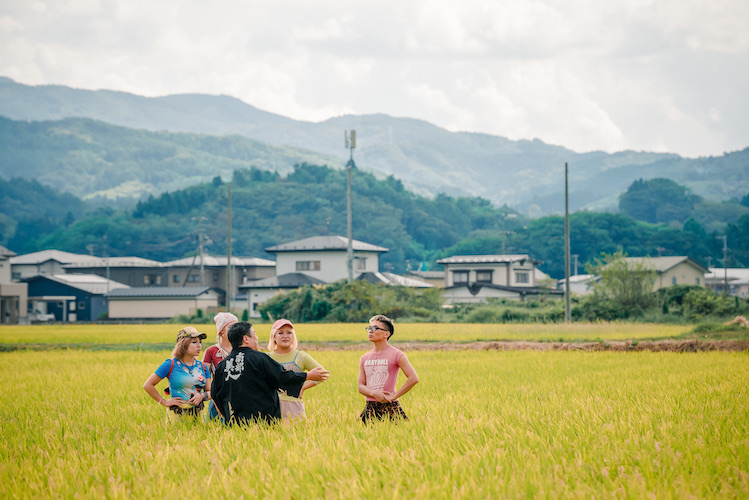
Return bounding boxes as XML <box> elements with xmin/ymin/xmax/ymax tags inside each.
<box><xmin>159</xmin><ymin>397</ymin><xmax>165</xmax><ymax>406</ymax></box>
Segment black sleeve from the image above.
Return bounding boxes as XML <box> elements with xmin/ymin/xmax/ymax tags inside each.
<box><xmin>211</xmin><ymin>364</ymin><xmax>227</xmax><ymax>420</ymax></box>
<box><xmin>263</xmin><ymin>355</ymin><xmax>306</xmax><ymax>398</ymax></box>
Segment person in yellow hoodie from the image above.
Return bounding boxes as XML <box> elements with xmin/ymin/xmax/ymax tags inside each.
<box><xmin>267</xmin><ymin>319</ymin><xmax>326</xmax><ymax>420</ymax></box>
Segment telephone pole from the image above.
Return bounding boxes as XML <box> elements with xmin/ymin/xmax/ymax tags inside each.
<box><xmin>345</xmin><ymin>130</ymin><xmax>356</xmax><ymax>282</ymax></box>
<box><xmin>226</xmin><ymin>184</ymin><xmax>232</xmax><ymax>309</ymax></box>
<box><xmin>564</xmin><ymin>163</ymin><xmax>571</xmax><ymax>323</ymax></box>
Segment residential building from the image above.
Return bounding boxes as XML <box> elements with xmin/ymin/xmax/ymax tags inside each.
<box><xmin>705</xmin><ymin>268</ymin><xmax>749</xmax><ymax>298</ymax></box>
<box><xmin>63</xmin><ymin>256</ymin><xmax>167</xmax><ymax>287</ymax></box>
<box><xmin>164</xmin><ymin>255</ymin><xmax>275</xmax><ymax>301</ymax></box>
<box><xmin>10</xmin><ymin>250</ymin><xmax>92</xmax><ymax>280</ymax></box>
<box><xmin>240</xmin><ymin>273</ymin><xmax>327</xmax><ymax>318</ymax></box>
<box><xmin>405</xmin><ymin>270</ymin><xmax>445</xmax><ymax>288</ymax></box>
<box><xmin>436</xmin><ymin>254</ymin><xmax>560</xmax><ymax>304</ymax></box>
<box><xmin>0</xmin><ymin>246</ymin><xmax>27</xmax><ymax>324</ymax></box>
<box><xmin>358</xmin><ymin>272</ymin><xmax>434</xmax><ymax>288</ymax></box>
<box><xmin>23</xmin><ymin>274</ymin><xmax>130</xmax><ymax>322</ymax></box>
<box><xmin>106</xmin><ymin>287</ymin><xmax>220</xmax><ymax>320</ymax></box>
<box><xmin>557</xmin><ymin>274</ymin><xmax>599</xmax><ymax>296</ymax></box>
<box><xmin>622</xmin><ymin>257</ymin><xmax>708</xmax><ymax>291</ymax></box>
<box><xmin>266</xmin><ymin>236</ymin><xmax>387</xmax><ymax>283</ymax></box>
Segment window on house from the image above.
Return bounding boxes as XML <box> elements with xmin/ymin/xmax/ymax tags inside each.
<box><xmin>695</xmin><ymin>277</ymin><xmax>700</xmax><ymax>285</ymax></box>
<box><xmin>355</xmin><ymin>257</ymin><xmax>367</xmax><ymax>270</ymax></box>
<box><xmin>476</xmin><ymin>270</ymin><xmax>493</xmax><ymax>283</ymax></box>
<box><xmin>296</xmin><ymin>261</ymin><xmax>321</xmax><ymax>271</ymax></box>
<box><xmin>78</xmin><ymin>301</ymin><xmax>86</xmax><ymax>310</ymax></box>
<box><xmin>187</xmin><ymin>274</ymin><xmax>200</xmax><ymax>283</ymax></box>
<box><xmin>515</xmin><ymin>272</ymin><xmax>529</xmax><ymax>284</ymax></box>
<box><xmin>453</xmin><ymin>271</ymin><xmax>469</xmax><ymax>284</ymax></box>
<box><xmin>213</xmin><ymin>274</ymin><xmax>219</xmax><ymax>281</ymax></box>
<box><xmin>672</xmin><ymin>277</ymin><xmax>677</xmax><ymax>285</ymax></box>
<box><xmin>144</xmin><ymin>274</ymin><xmax>161</xmax><ymax>285</ymax></box>
<box><xmin>173</xmin><ymin>275</ymin><xmax>180</xmax><ymax>283</ymax></box>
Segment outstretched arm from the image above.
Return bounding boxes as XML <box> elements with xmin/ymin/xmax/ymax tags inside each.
<box><xmin>386</xmin><ymin>355</ymin><xmax>419</xmax><ymax>402</ymax></box>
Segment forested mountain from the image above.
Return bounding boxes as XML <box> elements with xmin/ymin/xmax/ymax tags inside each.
<box><xmin>2</xmin><ymin>77</ymin><xmax>748</xmax><ymax>214</ymax></box>
<box><xmin>4</xmin><ymin>164</ymin><xmax>748</xmax><ymax>278</ymax></box>
<box><xmin>0</xmin><ymin>116</ymin><xmax>340</xmax><ymax>200</ymax></box>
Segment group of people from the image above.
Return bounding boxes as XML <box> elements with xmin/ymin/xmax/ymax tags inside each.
<box><xmin>143</xmin><ymin>313</ymin><xmax>419</xmax><ymax>424</ymax></box>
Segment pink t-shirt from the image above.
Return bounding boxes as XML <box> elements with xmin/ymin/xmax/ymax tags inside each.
<box><xmin>359</xmin><ymin>345</ymin><xmax>404</xmax><ymax>402</ymax></box>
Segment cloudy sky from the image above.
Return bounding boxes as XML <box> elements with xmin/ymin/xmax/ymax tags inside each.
<box><xmin>1</xmin><ymin>0</ymin><xmax>747</xmax><ymax>157</ymax></box>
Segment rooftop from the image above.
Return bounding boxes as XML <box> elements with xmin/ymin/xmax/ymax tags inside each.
<box><xmin>106</xmin><ymin>287</ymin><xmax>212</xmax><ymax>298</ymax></box>
<box><xmin>266</xmin><ymin>236</ymin><xmax>388</xmax><ymax>253</ymax></box>
<box><xmin>436</xmin><ymin>254</ymin><xmax>535</xmax><ymax>265</ymax></box>
<box><xmin>26</xmin><ymin>273</ymin><xmax>130</xmax><ymax>295</ymax></box>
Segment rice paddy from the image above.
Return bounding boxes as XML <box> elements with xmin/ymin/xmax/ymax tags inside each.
<box><xmin>1</xmin><ymin>324</ymin><xmax>746</xmax><ymax>498</ymax></box>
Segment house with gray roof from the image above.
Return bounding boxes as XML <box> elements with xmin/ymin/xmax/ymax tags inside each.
<box><xmin>0</xmin><ymin>245</ymin><xmax>27</xmax><ymax>324</ymax></box>
<box><xmin>239</xmin><ymin>273</ymin><xmax>327</xmax><ymax>318</ymax></box>
<box><xmin>106</xmin><ymin>286</ymin><xmax>220</xmax><ymax>320</ymax></box>
<box><xmin>63</xmin><ymin>256</ymin><xmax>168</xmax><ymax>288</ymax></box>
<box><xmin>11</xmin><ymin>250</ymin><xmax>92</xmax><ymax>280</ymax></box>
<box><xmin>436</xmin><ymin>254</ymin><xmax>561</xmax><ymax>304</ymax></box>
<box><xmin>23</xmin><ymin>273</ymin><xmax>130</xmax><ymax>322</ymax></box>
<box><xmin>621</xmin><ymin>256</ymin><xmax>707</xmax><ymax>291</ymax></box>
<box><xmin>266</xmin><ymin>235</ymin><xmax>387</xmax><ymax>283</ymax></box>
<box><xmin>705</xmin><ymin>267</ymin><xmax>748</xmax><ymax>297</ymax></box>
<box><xmin>164</xmin><ymin>254</ymin><xmax>275</xmax><ymax>301</ymax></box>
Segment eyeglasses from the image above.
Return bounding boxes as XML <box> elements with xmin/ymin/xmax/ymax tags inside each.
<box><xmin>365</xmin><ymin>326</ymin><xmax>386</xmax><ymax>333</ymax></box>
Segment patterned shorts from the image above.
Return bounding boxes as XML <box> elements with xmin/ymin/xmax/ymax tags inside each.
<box><xmin>360</xmin><ymin>401</ymin><xmax>408</xmax><ymax>423</ymax></box>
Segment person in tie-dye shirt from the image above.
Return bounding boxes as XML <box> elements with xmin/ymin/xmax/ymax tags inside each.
<box><xmin>143</xmin><ymin>326</ymin><xmax>212</xmax><ymax>422</ymax></box>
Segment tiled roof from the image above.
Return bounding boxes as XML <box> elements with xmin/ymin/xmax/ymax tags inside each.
<box><xmin>266</xmin><ymin>236</ymin><xmax>388</xmax><ymax>253</ymax></box>
<box><xmin>10</xmin><ymin>250</ymin><xmax>92</xmax><ymax>265</ymax></box>
<box><xmin>63</xmin><ymin>256</ymin><xmax>165</xmax><ymax>268</ymax></box>
<box><xmin>0</xmin><ymin>245</ymin><xmax>16</xmax><ymax>259</ymax></box>
<box><xmin>106</xmin><ymin>287</ymin><xmax>211</xmax><ymax>298</ymax></box>
<box><xmin>436</xmin><ymin>254</ymin><xmax>534</xmax><ymax>265</ymax></box>
<box><xmin>622</xmin><ymin>256</ymin><xmax>708</xmax><ymax>273</ymax></box>
<box><xmin>239</xmin><ymin>273</ymin><xmax>326</xmax><ymax>289</ymax></box>
<box><xmin>358</xmin><ymin>272</ymin><xmax>434</xmax><ymax>288</ymax></box>
<box><xmin>164</xmin><ymin>255</ymin><xmax>276</xmax><ymax>267</ymax></box>
<box><xmin>27</xmin><ymin>274</ymin><xmax>130</xmax><ymax>295</ymax></box>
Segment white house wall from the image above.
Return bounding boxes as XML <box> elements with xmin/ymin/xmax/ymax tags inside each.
<box><xmin>245</xmin><ymin>289</ymin><xmax>280</xmax><ymax>318</ymax></box>
<box><xmin>441</xmin><ymin>286</ymin><xmax>523</xmax><ymax>304</ymax></box>
<box><xmin>275</xmin><ymin>251</ymin><xmax>380</xmax><ymax>283</ymax></box>
<box><xmin>444</xmin><ymin>263</ymin><xmax>536</xmax><ymax>288</ymax></box>
<box><xmin>109</xmin><ymin>296</ymin><xmax>218</xmax><ymax>319</ymax></box>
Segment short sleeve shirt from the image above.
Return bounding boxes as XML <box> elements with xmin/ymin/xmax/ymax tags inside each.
<box><xmin>155</xmin><ymin>358</ymin><xmax>211</xmax><ymax>402</ymax></box>
<box><xmin>359</xmin><ymin>345</ymin><xmax>404</xmax><ymax>402</ymax></box>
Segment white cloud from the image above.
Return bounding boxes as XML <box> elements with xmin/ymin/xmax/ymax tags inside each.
<box><xmin>0</xmin><ymin>0</ymin><xmax>746</xmax><ymax>157</ymax></box>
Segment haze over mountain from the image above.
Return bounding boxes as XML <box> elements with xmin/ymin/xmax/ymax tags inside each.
<box><xmin>1</xmin><ymin>77</ymin><xmax>747</xmax><ymax>215</ymax></box>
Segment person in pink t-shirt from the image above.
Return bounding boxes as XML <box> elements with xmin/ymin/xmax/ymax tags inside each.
<box><xmin>358</xmin><ymin>314</ymin><xmax>419</xmax><ymax>422</ymax></box>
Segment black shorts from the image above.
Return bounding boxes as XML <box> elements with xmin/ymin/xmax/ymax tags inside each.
<box><xmin>360</xmin><ymin>400</ymin><xmax>408</xmax><ymax>423</ymax></box>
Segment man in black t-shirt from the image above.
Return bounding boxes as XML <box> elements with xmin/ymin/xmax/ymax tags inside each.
<box><xmin>212</xmin><ymin>322</ymin><xmax>329</xmax><ymax>424</ymax></box>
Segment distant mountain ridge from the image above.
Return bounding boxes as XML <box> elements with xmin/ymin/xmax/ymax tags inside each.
<box><xmin>1</xmin><ymin>76</ymin><xmax>747</xmax><ymax>214</ymax></box>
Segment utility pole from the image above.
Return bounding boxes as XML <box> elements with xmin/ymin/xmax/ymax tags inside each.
<box><xmin>564</xmin><ymin>163</ymin><xmax>571</xmax><ymax>323</ymax></box>
<box><xmin>103</xmin><ymin>234</ymin><xmax>110</xmax><ymax>294</ymax></box>
<box><xmin>345</xmin><ymin>130</ymin><xmax>356</xmax><ymax>282</ymax></box>
<box><xmin>719</xmin><ymin>235</ymin><xmax>728</xmax><ymax>295</ymax></box>
<box><xmin>226</xmin><ymin>184</ymin><xmax>232</xmax><ymax>310</ymax></box>
<box><xmin>572</xmin><ymin>254</ymin><xmax>579</xmax><ymax>276</ymax></box>
<box><xmin>192</xmin><ymin>216</ymin><xmax>208</xmax><ymax>287</ymax></box>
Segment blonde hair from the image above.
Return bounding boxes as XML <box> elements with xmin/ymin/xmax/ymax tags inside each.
<box><xmin>172</xmin><ymin>336</ymin><xmax>196</xmax><ymax>361</ymax></box>
<box><xmin>267</xmin><ymin>323</ymin><xmax>299</xmax><ymax>352</ymax></box>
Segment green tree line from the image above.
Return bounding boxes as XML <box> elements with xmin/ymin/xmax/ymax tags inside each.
<box><xmin>2</xmin><ymin>165</ymin><xmax>749</xmax><ymax>277</ymax></box>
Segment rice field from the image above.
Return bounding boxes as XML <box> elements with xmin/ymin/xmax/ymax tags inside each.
<box><xmin>0</xmin><ymin>321</ymin><xmax>692</xmax><ymax>346</ymax></box>
<box><xmin>1</xmin><ymin>324</ymin><xmax>747</xmax><ymax>498</ymax></box>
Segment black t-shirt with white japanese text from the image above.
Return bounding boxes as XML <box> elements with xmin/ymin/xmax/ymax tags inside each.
<box><xmin>212</xmin><ymin>347</ymin><xmax>306</xmax><ymax>424</ymax></box>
